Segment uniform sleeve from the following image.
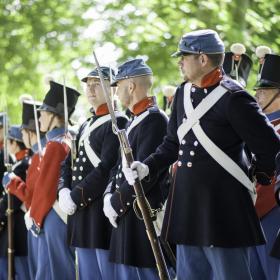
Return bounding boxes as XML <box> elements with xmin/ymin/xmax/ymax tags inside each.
<box><xmin>70</xmin><ymin>117</ymin><xmax>127</xmax><ymax>209</ymax></box>
<box><xmin>110</xmin><ymin>112</ymin><xmax>168</xmax><ymax>216</ymax></box>
<box><xmin>226</xmin><ymin>90</ymin><xmax>280</xmax><ymax>182</ymax></box>
<box><xmin>30</xmin><ymin>141</ymin><xmax>69</xmax><ymax>226</ymax></box>
<box><xmin>144</xmin><ymin>90</ymin><xmax>180</xmax><ymax>177</ymax></box>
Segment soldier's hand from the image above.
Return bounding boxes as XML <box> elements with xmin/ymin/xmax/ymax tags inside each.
<box><xmin>58</xmin><ymin>188</ymin><xmax>77</xmax><ymax>215</ymax></box>
<box><xmin>24</xmin><ymin>209</ymin><xmax>33</xmax><ymax>230</ymax></box>
<box><xmin>122</xmin><ymin>161</ymin><xmax>149</xmax><ymax>186</ymax></box>
<box><xmin>103</xmin><ymin>193</ymin><xmax>118</xmax><ymax>228</ymax></box>
<box><xmin>2</xmin><ymin>171</ymin><xmax>16</xmax><ymax>191</ymax></box>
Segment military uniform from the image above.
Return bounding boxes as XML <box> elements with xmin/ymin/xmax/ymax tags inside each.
<box><xmin>60</xmin><ymin>106</ymin><xmax>127</xmax><ymax>279</ymax></box>
<box><xmin>29</xmin><ymin>81</ymin><xmax>80</xmax><ymax>280</ymax></box>
<box><xmin>8</xmin><ymin>99</ymin><xmax>46</xmax><ymax>279</ymax></box>
<box><xmin>105</xmin><ymin>59</ymin><xmax>170</xmax><ymax>280</ymax></box>
<box><xmin>59</xmin><ymin>67</ymin><xmax>127</xmax><ymax>280</ymax></box>
<box><xmin>249</xmin><ymin>53</ymin><xmax>280</xmax><ymax>280</ymax></box>
<box><xmin>0</xmin><ymin>126</ymin><xmax>30</xmax><ymax>280</ymax></box>
<box><xmin>141</xmin><ymin>30</ymin><xmax>280</xmax><ymax>279</ymax></box>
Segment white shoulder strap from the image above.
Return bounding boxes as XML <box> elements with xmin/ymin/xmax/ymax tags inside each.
<box><xmin>126</xmin><ymin>110</ymin><xmax>150</xmax><ymax>136</ymax></box>
<box><xmin>274</xmin><ymin>123</ymin><xmax>280</xmax><ymax>132</ymax></box>
<box><xmin>183</xmin><ymin>83</ymin><xmax>256</xmax><ymax>203</ymax></box>
<box><xmin>79</xmin><ymin>114</ymin><xmax>112</xmax><ymax>146</ymax></box>
<box><xmin>177</xmin><ymin>83</ymin><xmax>228</xmax><ymax>143</ymax></box>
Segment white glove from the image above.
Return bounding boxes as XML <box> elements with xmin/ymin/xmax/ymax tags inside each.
<box><xmin>58</xmin><ymin>188</ymin><xmax>77</xmax><ymax>215</ymax></box>
<box><xmin>103</xmin><ymin>193</ymin><xmax>118</xmax><ymax>228</ymax></box>
<box><xmin>2</xmin><ymin>172</ymin><xmax>16</xmax><ymax>190</ymax></box>
<box><xmin>24</xmin><ymin>209</ymin><xmax>33</xmax><ymax>231</ymax></box>
<box><xmin>122</xmin><ymin>161</ymin><xmax>149</xmax><ymax>186</ymax></box>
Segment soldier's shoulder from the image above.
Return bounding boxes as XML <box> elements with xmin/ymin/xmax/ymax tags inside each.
<box><xmin>220</xmin><ymin>76</ymin><xmax>244</xmax><ymax>93</ymax></box>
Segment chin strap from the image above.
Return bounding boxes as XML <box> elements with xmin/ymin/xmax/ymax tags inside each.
<box><xmin>263</xmin><ymin>90</ymin><xmax>280</xmax><ymax>111</ymax></box>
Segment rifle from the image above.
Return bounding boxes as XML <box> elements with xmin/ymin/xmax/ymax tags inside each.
<box><xmin>93</xmin><ymin>52</ymin><xmax>171</xmax><ymax>280</ymax></box>
<box><xmin>3</xmin><ymin>112</ymin><xmax>15</xmax><ymax>280</ymax></box>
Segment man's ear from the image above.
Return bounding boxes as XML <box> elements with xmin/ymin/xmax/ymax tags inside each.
<box><xmin>129</xmin><ymin>80</ymin><xmax>136</xmax><ymax>94</ymax></box>
<box><xmin>200</xmin><ymin>54</ymin><xmax>208</xmax><ymax>66</ymax></box>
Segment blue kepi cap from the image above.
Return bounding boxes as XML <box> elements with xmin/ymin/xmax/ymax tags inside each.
<box><xmin>172</xmin><ymin>29</ymin><xmax>225</xmax><ymax>57</ymax></box>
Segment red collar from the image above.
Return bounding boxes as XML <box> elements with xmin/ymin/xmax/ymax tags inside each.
<box><xmin>15</xmin><ymin>149</ymin><xmax>29</xmax><ymax>161</ymax></box>
<box><xmin>200</xmin><ymin>67</ymin><xmax>223</xmax><ymax>88</ymax></box>
<box><xmin>132</xmin><ymin>97</ymin><xmax>155</xmax><ymax>115</ymax></box>
<box><xmin>0</xmin><ymin>141</ymin><xmax>3</xmax><ymax>150</ymax></box>
<box><xmin>95</xmin><ymin>104</ymin><xmax>109</xmax><ymax>116</ymax></box>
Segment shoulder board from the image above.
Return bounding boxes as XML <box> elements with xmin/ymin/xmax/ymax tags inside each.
<box><xmin>220</xmin><ymin>76</ymin><xmax>244</xmax><ymax>92</ymax></box>
<box><xmin>147</xmin><ymin>106</ymin><xmax>160</xmax><ymax>114</ymax></box>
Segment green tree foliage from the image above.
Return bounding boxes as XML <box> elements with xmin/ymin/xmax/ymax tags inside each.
<box><xmin>0</xmin><ymin>0</ymin><xmax>92</xmax><ymax>121</ymax></box>
<box><xmin>98</xmin><ymin>0</ymin><xmax>280</xmax><ymax>96</ymax></box>
<box><xmin>1</xmin><ymin>0</ymin><xmax>280</xmax><ymax>121</ymax></box>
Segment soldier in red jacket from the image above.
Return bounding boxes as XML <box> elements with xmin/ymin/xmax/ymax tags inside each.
<box><xmin>250</xmin><ymin>51</ymin><xmax>280</xmax><ymax>279</ymax></box>
<box><xmin>25</xmin><ymin>80</ymin><xmax>80</xmax><ymax>280</ymax></box>
<box><xmin>7</xmin><ymin>98</ymin><xmax>46</xmax><ymax>279</ymax></box>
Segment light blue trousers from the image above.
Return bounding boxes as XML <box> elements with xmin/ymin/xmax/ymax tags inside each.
<box><xmin>43</xmin><ymin>209</ymin><xmax>75</xmax><ymax>280</ymax></box>
<box><xmin>177</xmin><ymin>244</ymin><xmax>251</xmax><ymax>280</ymax></box>
<box><xmin>250</xmin><ymin>207</ymin><xmax>280</xmax><ymax>280</ymax></box>
<box><xmin>77</xmin><ymin>247</ymin><xmax>114</xmax><ymax>280</ymax></box>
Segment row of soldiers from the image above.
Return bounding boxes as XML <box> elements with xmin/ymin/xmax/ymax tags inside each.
<box><xmin>0</xmin><ymin>29</ymin><xmax>280</xmax><ymax>280</ymax></box>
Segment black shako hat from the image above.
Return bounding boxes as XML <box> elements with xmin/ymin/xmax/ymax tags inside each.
<box><xmin>255</xmin><ymin>54</ymin><xmax>280</xmax><ymax>89</ymax></box>
<box><xmin>21</xmin><ymin>99</ymin><xmax>42</xmax><ymax>131</ymax></box>
<box><xmin>38</xmin><ymin>81</ymin><xmax>80</xmax><ymax>118</ymax></box>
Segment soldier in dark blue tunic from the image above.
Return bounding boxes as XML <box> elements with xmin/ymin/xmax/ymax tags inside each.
<box><xmin>123</xmin><ymin>30</ymin><xmax>280</xmax><ymax>279</ymax></box>
<box><xmin>58</xmin><ymin>67</ymin><xmax>128</xmax><ymax>280</ymax></box>
<box><xmin>103</xmin><ymin>59</ymin><xmax>169</xmax><ymax>280</ymax></box>
<box><xmin>0</xmin><ymin>125</ymin><xmax>30</xmax><ymax>280</ymax></box>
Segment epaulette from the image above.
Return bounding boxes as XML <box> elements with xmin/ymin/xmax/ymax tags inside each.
<box><xmin>220</xmin><ymin>76</ymin><xmax>244</xmax><ymax>92</ymax></box>
<box><xmin>147</xmin><ymin>106</ymin><xmax>160</xmax><ymax>114</ymax></box>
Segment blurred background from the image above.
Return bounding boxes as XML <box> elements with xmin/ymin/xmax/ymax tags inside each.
<box><xmin>1</xmin><ymin>0</ymin><xmax>280</xmax><ymax>123</ymax></box>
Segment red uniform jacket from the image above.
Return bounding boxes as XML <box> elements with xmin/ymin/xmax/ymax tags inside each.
<box><xmin>8</xmin><ymin>153</ymin><xmax>40</xmax><ymax>209</ymax></box>
<box><xmin>255</xmin><ymin>117</ymin><xmax>280</xmax><ymax>218</ymax></box>
<box><xmin>30</xmin><ymin>139</ymin><xmax>69</xmax><ymax>229</ymax></box>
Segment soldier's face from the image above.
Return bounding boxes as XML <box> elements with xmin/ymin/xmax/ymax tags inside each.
<box><xmin>86</xmin><ymin>78</ymin><xmax>107</xmax><ymax>109</ymax></box>
<box><xmin>39</xmin><ymin>110</ymin><xmax>53</xmax><ymax>132</ymax></box>
<box><xmin>22</xmin><ymin>129</ymin><xmax>31</xmax><ymax>149</ymax></box>
<box><xmin>7</xmin><ymin>139</ymin><xmax>17</xmax><ymax>155</ymax></box>
<box><xmin>255</xmin><ymin>88</ymin><xmax>279</xmax><ymax>112</ymax></box>
<box><xmin>116</xmin><ymin>80</ymin><xmax>130</xmax><ymax>108</ymax></box>
<box><xmin>179</xmin><ymin>54</ymin><xmax>202</xmax><ymax>82</ymax></box>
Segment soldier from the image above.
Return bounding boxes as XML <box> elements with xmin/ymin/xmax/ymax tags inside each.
<box><xmin>0</xmin><ymin>125</ymin><xmax>30</xmax><ymax>279</ymax></box>
<box><xmin>250</xmin><ymin>52</ymin><xmax>280</xmax><ymax>279</ymax></box>
<box><xmin>103</xmin><ymin>58</ymin><xmax>169</xmax><ymax>280</ymax></box>
<box><xmin>7</xmin><ymin>98</ymin><xmax>46</xmax><ymax>279</ymax></box>
<box><xmin>222</xmin><ymin>43</ymin><xmax>252</xmax><ymax>87</ymax></box>
<box><xmin>123</xmin><ymin>30</ymin><xmax>280</xmax><ymax>279</ymax></box>
<box><xmin>24</xmin><ymin>81</ymin><xmax>80</xmax><ymax>279</ymax></box>
<box><xmin>58</xmin><ymin>67</ymin><xmax>127</xmax><ymax>280</ymax></box>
